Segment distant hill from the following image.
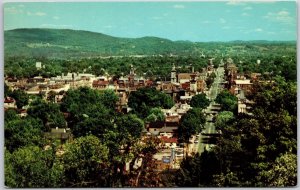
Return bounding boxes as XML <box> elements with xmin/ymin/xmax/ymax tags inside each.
<box><xmin>4</xmin><ymin>28</ymin><xmax>199</xmax><ymax>59</ymax></box>
<box><xmin>4</xmin><ymin>28</ymin><xmax>296</xmax><ymax>59</ymax></box>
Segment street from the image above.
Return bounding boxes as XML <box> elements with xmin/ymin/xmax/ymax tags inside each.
<box><xmin>198</xmin><ymin>66</ymin><xmax>224</xmax><ymax>154</ymax></box>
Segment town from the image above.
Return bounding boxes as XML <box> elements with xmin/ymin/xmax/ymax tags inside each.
<box><xmin>5</xmin><ymin>54</ymin><xmax>290</xmax><ymax>186</ymax></box>
<box><xmin>4</xmin><ymin>1</ymin><xmax>297</xmax><ymax>188</ymax></box>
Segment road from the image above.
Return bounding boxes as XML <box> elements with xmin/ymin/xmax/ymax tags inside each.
<box><xmin>198</xmin><ymin>66</ymin><xmax>225</xmax><ymax>154</ymax></box>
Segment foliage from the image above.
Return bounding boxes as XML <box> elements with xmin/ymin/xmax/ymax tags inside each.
<box><xmin>5</xmin><ymin>117</ymin><xmax>44</xmax><ymax>152</ymax></box>
<box><xmin>178</xmin><ymin>108</ymin><xmax>206</xmax><ymax>143</ymax></box>
<box><xmin>215</xmin><ymin>90</ymin><xmax>238</xmax><ymax>113</ymax></box>
<box><xmin>27</xmin><ymin>98</ymin><xmax>66</xmax><ymax>131</ymax></box>
<box><xmin>210</xmin><ymin>78</ymin><xmax>296</xmax><ymax>187</ymax></box>
<box><xmin>4</xmin><ymin>83</ymin><xmax>12</xmax><ymax>98</ymax></box>
<box><xmin>4</xmin><ymin>109</ymin><xmax>19</xmax><ymax>123</ymax></box>
<box><xmin>145</xmin><ymin>107</ymin><xmax>165</xmax><ymax>123</ymax></box>
<box><xmin>61</xmin><ymin>135</ymin><xmax>110</xmax><ymax>187</ymax></box>
<box><xmin>9</xmin><ymin>89</ymin><xmax>29</xmax><ymax>109</ymax></box>
<box><xmin>175</xmin><ymin>151</ymin><xmax>220</xmax><ymax>187</ymax></box>
<box><xmin>60</xmin><ymin>87</ymin><xmax>115</xmax><ymax>128</ymax></box>
<box><xmin>259</xmin><ymin>152</ymin><xmax>297</xmax><ymax>187</ymax></box>
<box><xmin>215</xmin><ymin>111</ymin><xmax>235</xmax><ymax>130</ymax></box>
<box><xmin>5</xmin><ymin>146</ymin><xmax>63</xmax><ymax>188</ymax></box>
<box><xmin>206</xmin><ymin>72</ymin><xmax>216</xmax><ymax>89</ymax></box>
<box><xmin>190</xmin><ymin>93</ymin><xmax>210</xmax><ymax>109</ymax></box>
<box><xmin>128</xmin><ymin>87</ymin><xmax>174</xmax><ymax>118</ymax></box>
<box><xmin>127</xmin><ymin>136</ymin><xmax>163</xmax><ymax>187</ymax></box>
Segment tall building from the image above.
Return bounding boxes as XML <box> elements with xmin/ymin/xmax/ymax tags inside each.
<box><xmin>171</xmin><ymin>63</ymin><xmax>177</xmax><ymax>83</ymax></box>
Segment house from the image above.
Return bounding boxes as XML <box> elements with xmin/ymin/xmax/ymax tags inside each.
<box><xmin>177</xmin><ymin>73</ymin><xmax>192</xmax><ymax>84</ymax></box>
<box><xmin>159</xmin><ymin>136</ymin><xmax>178</xmax><ymax>148</ymax></box>
<box><xmin>92</xmin><ymin>79</ymin><xmax>109</xmax><ymax>89</ymax></box>
<box><xmin>44</xmin><ymin>127</ymin><xmax>72</xmax><ymax>143</ymax></box>
<box><xmin>231</xmin><ymin>79</ymin><xmax>253</xmax><ymax>95</ymax></box>
<box><xmin>4</xmin><ymin>97</ymin><xmax>16</xmax><ymax>109</ymax></box>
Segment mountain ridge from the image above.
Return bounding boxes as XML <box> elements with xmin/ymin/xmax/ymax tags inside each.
<box><xmin>4</xmin><ymin>28</ymin><xmax>296</xmax><ymax>59</ymax></box>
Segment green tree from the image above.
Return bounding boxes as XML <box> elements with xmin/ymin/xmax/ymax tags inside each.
<box><xmin>27</xmin><ymin>98</ymin><xmax>66</xmax><ymax>131</ymax></box>
<box><xmin>145</xmin><ymin>107</ymin><xmax>165</xmax><ymax>123</ymax></box>
<box><xmin>60</xmin><ymin>87</ymin><xmax>115</xmax><ymax>127</ymax></box>
<box><xmin>259</xmin><ymin>152</ymin><xmax>297</xmax><ymax>187</ymax></box>
<box><xmin>99</xmin><ymin>89</ymin><xmax>119</xmax><ymax>111</ymax></box>
<box><xmin>215</xmin><ymin>90</ymin><xmax>237</xmax><ymax>113</ymax></box>
<box><xmin>178</xmin><ymin>108</ymin><xmax>206</xmax><ymax>143</ymax></box>
<box><xmin>10</xmin><ymin>89</ymin><xmax>29</xmax><ymax>109</ymax></box>
<box><xmin>4</xmin><ymin>83</ymin><xmax>12</xmax><ymax>98</ymax></box>
<box><xmin>5</xmin><ymin>117</ymin><xmax>44</xmax><ymax>152</ymax></box>
<box><xmin>215</xmin><ymin>111</ymin><xmax>235</xmax><ymax>130</ymax></box>
<box><xmin>190</xmin><ymin>93</ymin><xmax>210</xmax><ymax>109</ymax></box>
<box><xmin>61</xmin><ymin>135</ymin><xmax>110</xmax><ymax>187</ymax></box>
<box><xmin>175</xmin><ymin>151</ymin><xmax>220</xmax><ymax>187</ymax></box>
<box><xmin>128</xmin><ymin>87</ymin><xmax>174</xmax><ymax>118</ymax></box>
<box><xmin>5</xmin><ymin>146</ymin><xmax>63</xmax><ymax>188</ymax></box>
<box><xmin>4</xmin><ymin>109</ymin><xmax>19</xmax><ymax>123</ymax></box>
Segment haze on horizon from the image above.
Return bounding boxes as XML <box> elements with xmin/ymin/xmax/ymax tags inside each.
<box><xmin>4</xmin><ymin>1</ymin><xmax>297</xmax><ymax>42</ymax></box>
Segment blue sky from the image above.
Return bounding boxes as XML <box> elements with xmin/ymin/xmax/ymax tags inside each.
<box><xmin>4</xmin><ymin>1</ymin><xmax>297</xmax><ymax>42</ymax></box>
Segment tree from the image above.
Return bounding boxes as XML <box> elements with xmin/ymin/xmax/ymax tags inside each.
<box><xmin>47</xmin><ymin>90</ymin><xmax>57</xmax><ymax>103</ymax></box>
<box><xmin>4</xmin><ymin>82</ymin><xmax>12</xmax><ymax>98</ymax></box>
<box><xmin>215</xmin><ymin>90</ymin><xmax>237</xmax><ymax>113</ymax></box>
<box><xmin>145</xmin><ymin>107</ymin><xmax>165</xmax><ymax>123</ymax></box>
<box><xmin>61</xmin><ymin>135</ymin><xmax>110</xmax><ymax>187</ymax></box>
<box><xmin>99</xmin><ymin>89</ymin><xmax>119</xmax><ymax>111</ymax></box>
<box><xmin>5</xmin><ymin>146</ymin><xmax>63</xmax><ymax>188</ymax></box>
<box><xmin>259</xmin><ymin>152</ymin><xmax>297</xmax><ymax>187</ymax></box>
<box><xmin>72</xmin><ymin>116</ymin><xmax>114</xmax><ymax>139</ymax></box>
<box><xmin>4</xmin><ymin>109</ymin><xmax>19</xmax><ymax>123</ymax></box>
<box><xmin>10</xmin><ymin>89</ymin><xmax>29</xmax><ymax>109</ymax></box>
<box><xmin>175</xmin><ymin>151</ymin><xmax>220</xmax><ymax>187</ymax></box>
<box><xmin>190</xmin><ymin>93</ymin><xmax>210</xmax><ymax>109</ymax></box>
<box><xmin>128</xmin><ymin>87</ymin><xmax>174</xmax><ymax>118</ymax></box>
<box><xmin>27</xmin><ymin>98</ymin><xmax>66</xmax><ymax>131</ymax></box>
<box><xmin>215</xmin><ymin>111</ymin><xmax>234</xmax><ymax>130</ymax></box>
<box><xmin>60</xmin><ymin>87</ymin><xmax>115</xmax><ymax>127</ymax></box>
<box><xmin>127</xmin><ymin>136</ymin><xmax>163</xmax><ymax>187</ymax></box>
<box><xmin>178</xmin><ymin>108</ymin><xmax>206</xmax><ymax>143</ymax></box>
<box><xmin>5</xmin><ymin>117</ymin><xmax>44</xmax><ymax>152</ymax></box>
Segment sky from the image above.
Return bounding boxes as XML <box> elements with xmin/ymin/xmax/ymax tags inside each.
<box><xmin>3</xmin><ymin>1</ymin><xmax>297</xmax><ymax>42</ymax></box>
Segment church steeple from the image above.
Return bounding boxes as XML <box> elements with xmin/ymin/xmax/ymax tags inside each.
<box><xmin>171</xmin><ymin>63</ymin><xmax>177</xmax><ymax>83</ymax></box>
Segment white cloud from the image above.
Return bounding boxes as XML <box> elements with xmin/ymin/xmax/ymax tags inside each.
<box><xmin>27</xmin><ymin>11</ymin><xmax>46</xmax><ymax>16</ymax></box>
<box><xmin>242</xmin><ymin>13</ymin><xmax>250</xmax><ymax>16</ymax></box>
<box><xmin>222</xmin><ymin>26</ymin><xmax>230</xmax><ymax>30</ymax></box>
<box><xmin>135</xmin><ymin>22</ymin><xmax>144</xmax><ymax>26</ymax></box>
<box><xmin>36</xmin><ymin>12</ymin><xmax>46</xmax><ymax>16</ymax></box>
<box><xmin>53</xmin><ymin>16</ymin><xmax>60</xmax><ymax>20</ymax></box>
<box><xmin>103</xmin><ymin>25</ymin><xmax>113</xmax><ymax>28</ymax></box>
<box><xmin>202</xmin><ymin>20</ymin><xmax>211</xmax><ymax>24</ymax></box>
<box><xmin>4</xmin><ymin>6</ymin><xmax>23</xmax><ymax>14</ymax></box>
<box><xmin>151</xmin><ymin>16</ymin><xmax>162</xmax><ymax>20</ymax></box>
<box><xmin>243</xmin><ymin>6</ymin><xmax>252</xmax><ymax>10</ymax></box>
<box><xmin>264</xmin><ymin>10</ymin><xmax>294</xmax><ymax>25</ymax></box>
<box><xmin>219</xmin><ymin>18</ymin><xmax>226</xmax><ymax>24</ymax></box>
<box><xmin>226</xmin><ymin>0</ymin><xmax>246</xmax><ymax>6</ymax></box>
<box><xmin>255</xmin><ymin>28</ymin><xmax>263</xmax><ymax>32</ymax></box>
<box><xmin>173</xmin><ymin>4</ymin><xmax>185</xmax><ymax>9</ymax></box>
<box><xmin>40</xmin><ymin>24</ymin><xmax>73</xmax><ymax>28</ymax></box>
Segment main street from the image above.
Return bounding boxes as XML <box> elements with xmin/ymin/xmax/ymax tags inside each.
<box><xmin>198</xmin><ymin>65</ymin><xmax>225</xmax><ymax>154</ymax></box>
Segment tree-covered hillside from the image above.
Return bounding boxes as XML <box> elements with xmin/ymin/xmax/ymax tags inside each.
<box><xmin>4</xmin><ymin>28</ymin><xmax>197</xmax><ymax>58</ymax></box>
<box><xmin>4</xmin><ymin>28</ymin><xmax>296</xmax><ymax>59</ymax></box>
